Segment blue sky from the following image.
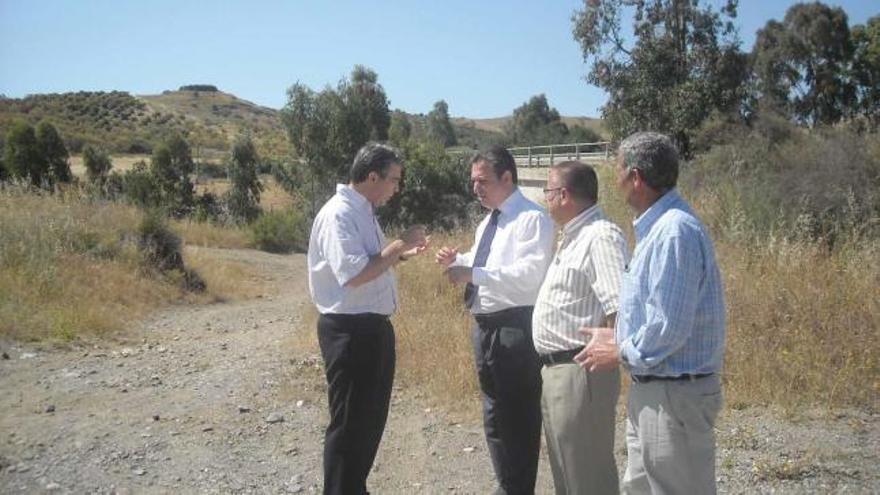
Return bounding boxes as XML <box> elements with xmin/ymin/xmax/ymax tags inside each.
<box><xmin>0</xmin><ymin>0</ymin><xmax>876</xmax><ymax>118</ymax></box>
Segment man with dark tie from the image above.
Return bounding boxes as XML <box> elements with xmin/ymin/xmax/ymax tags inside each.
<box><xmin>436</xmin><ymin>145</ymin><xmax>554</xmax><ymax>494</ymax></box>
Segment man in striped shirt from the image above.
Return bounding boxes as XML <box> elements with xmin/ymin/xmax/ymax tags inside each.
<box><xmin>580</xmin><ymin>132</ymin><xmax>726</xmax><ymax>494</ymax></box>
<box><xmin>532</xmin><ymin>161</ymin><xmax>628</xmax><ymax>495</ymax></box>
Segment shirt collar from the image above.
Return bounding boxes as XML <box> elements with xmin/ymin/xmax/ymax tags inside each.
<box><xmin>562</xmin><ymin>203</ymin><xmax>602</xmax><ymax>237</ymax></box>
<box><xmin>337</xmin><ymin>183</ymin><xmax>373</xmax><ymax>214</ymax></box>
<box><xmin>633</xmin><ymin>189</ymin><xmax>681</xmax><ymax>241</ymax></box>
<box><xmin>496</xmin><ymin>187</ymin><xmax>524</xmax><ymax>217</ymax></box>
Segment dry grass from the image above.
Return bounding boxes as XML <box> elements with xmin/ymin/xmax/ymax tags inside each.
<box><xmin>373</xmin><ymin>166</ymin><xmax>879</xmax><ymax>412</ymax></box>
<box><xmin>719</xmin><ymin>239</ymin><xmax>879</xmax><ymax>410</ymax></box>
<box><xmin>0</xmin><ymin>185</ymin><xmax>264</xmax><ymax>342</ymax></box>
<box><xmin>393</xmin><ymin>232</ymin><xmax>481</xmax><ymax>415</ymax></box>
<box><xmin>69</xmin><ymin>154</ymin><xmax>149</xmax><ymax>178</ymax></box>
<box><xmin>182</xmin><ymin>246</ymin><xmax>267</xmax><ymax>301</ymax></box>
<box><xmin>170</xmin><ymin>218</ymin><xmax>252</xmax><ymax>249</ymax></box>
<box><xmin>194</xmin><ymin>175</ymin><xmax>294</xmax><ymax>212</ymax></box>
<box><xmin>0</xmin><ymin>187</ymin><xmax>177</xmax><ymax>341</ymax></box>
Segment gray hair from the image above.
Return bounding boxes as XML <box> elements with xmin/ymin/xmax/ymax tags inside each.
<box><xmin>618</xmin><ymin>132</ymin><xmax>678</xmax><ymax>192</ymax></box>
<box><xmin>350</xmin><ymin>142</ymin><xmax>402</xmax><ymax>184</ymax></box>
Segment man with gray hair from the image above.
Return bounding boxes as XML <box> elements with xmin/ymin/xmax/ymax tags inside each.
<box><xmin>578</xmin><ymin>132</ymin><xmax>726</xmax><ymax>494</ymax></box>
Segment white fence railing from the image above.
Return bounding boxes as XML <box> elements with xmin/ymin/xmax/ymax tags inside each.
<box><xmin>508</xmin><ymin>141</ymin><xmax>611</xmax><ymax>167</ymax></box>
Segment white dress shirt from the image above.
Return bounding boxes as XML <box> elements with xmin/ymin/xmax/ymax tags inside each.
<box><xmin>456</xmin><ymin>188</ymin><xmax>554</xmax><ymax>315</ymax></box>
<box><xmin>532</xmin><ymin>204</ymin><xmax>628</xmax><ymax>354</ymax></box>
<box><xmin>308</xmin><ymin>184</ymin><xmax>397</xmax><ymax>315</ymax></box>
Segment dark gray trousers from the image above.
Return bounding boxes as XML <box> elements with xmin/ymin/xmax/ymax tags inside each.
<box><xmin>472</xmin><ymin>306</ymin><xmax>543</xmax><ymax>495</ymax></box>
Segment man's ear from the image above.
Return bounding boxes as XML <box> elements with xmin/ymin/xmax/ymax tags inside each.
<box><xmin>501</xmin><ymin>170</ymin><xmax>513</xmax><ymax>185</ymax></box>
<box><xmin>367</xmin><ymin>171</ymin><xmax>379</xmax><ymax>183</ymax></box>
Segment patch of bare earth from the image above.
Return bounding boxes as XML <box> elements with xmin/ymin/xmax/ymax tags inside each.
<box><xmin>1</xmin><ymin>249</ymin><xmax>877</xmax><ymax>493</ymax></box>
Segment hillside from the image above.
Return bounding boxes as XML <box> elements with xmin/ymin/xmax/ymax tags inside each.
<box><xmin>453</xmin><ymin>115</ymin><xmax>607</xmax><ymax>140</ymax></box>
<box><xmin>0</xmin><ymin>87</ymin><xmax>604</xmax><ymax>160</ymax></box>
<box><xmin>0</xmin><ymin>88</ymin><xmax>290</xmax><ymax>160</ymax></box>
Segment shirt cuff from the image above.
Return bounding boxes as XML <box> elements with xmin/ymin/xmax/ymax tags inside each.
<box><xmin>471</xmin><ymin>267</ymin><xmax>489</xmax><ymax>286</ymax></box>
<box><xmin>619</xmin><ymin>339</ymin><xmax>646</xmax><ymax>371</ymax></box>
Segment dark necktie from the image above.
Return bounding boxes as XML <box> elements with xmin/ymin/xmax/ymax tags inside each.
<box><xmin>464</xmin><ymin>209</ymin><xmax>501</xmax><ymax>308</ymax></box>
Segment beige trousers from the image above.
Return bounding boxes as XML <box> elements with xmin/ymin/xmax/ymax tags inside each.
<box><xmin>623</xmin><ymin>374</ymin><xmax>723</xmax><ymax>495</ymax></box>
<box><xmin>540</xmin><ymin>363</ymin><xmax>620</xmax><ymax>495</ymax></box>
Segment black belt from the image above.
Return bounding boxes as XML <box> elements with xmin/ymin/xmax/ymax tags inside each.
<box><xmin>473</xmin><ymin>306</ymin><xmax>533</xmax><ymax>326</ymax></box>
<box><xmin>539</xmin><ymin>347</ymin><xmax>584</xmax><ymax>366</ymax></box>
<box><xmin>631</xmin><ymin>373</ymin><xmax>713</xmax><ymax>384</ymax></box>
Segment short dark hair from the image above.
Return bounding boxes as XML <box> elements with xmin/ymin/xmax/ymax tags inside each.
<box><xmin>618</xmin><ymin>132</ymin><xmax>678</xmax><ymax>191</ymax></box>
<box><xmin>552</xmin><ymin>161</ymin><xmax>598</xmax><ymax>204</ymax></box>
<box><xmin>470</xmin><ymin>145</ymin><xmax>518</xmax><ymax>184</ymax></box>
<box><xmin>350</xmin><ymin>142</ymin><xmax>402</xmax><ymax>184</ymax></box>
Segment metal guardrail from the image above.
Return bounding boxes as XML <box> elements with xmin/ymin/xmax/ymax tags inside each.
<box><xmin>507</xmin><ymin>141</ymin><xmax>612</xmax><ymax>167</ymax></box>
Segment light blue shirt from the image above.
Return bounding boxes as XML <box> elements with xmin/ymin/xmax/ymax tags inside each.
<box><xmin>616</xmin><ymin>190</ymin><xmax>725</xmax><ymax>376</ymax></box>
<box><xmin>307</xmin><ymin>184</ymin><xmax>397</xmax><ymax>315</ymax></box>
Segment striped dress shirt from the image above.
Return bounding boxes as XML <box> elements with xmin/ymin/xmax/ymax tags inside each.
<box><xmin>616</xmin><ymin>190</ymin><xmax>726</xmax><ymax>376</ymax></box>
<box><xmin>532</xmin><ymin>204</ymin><xmax>628</xmax><ymax>354</ymax></box>
<box><xmin>307</xmin><ymin>184</ymin><xmax>397</xmax><ymax>315</ymax></box>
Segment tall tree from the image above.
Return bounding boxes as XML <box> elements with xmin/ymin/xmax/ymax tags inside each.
<box><xmin>4</xmin><ymin>121</ymin><xmax>47</xmax><ymax>186</ymax></box>
<box><xmin>427</xmin><ymin>100</ymin><xmax>457</xmax><ymax>147</ymax></box>
<box><xmin>388</xmin><ymin>110</ymin><xmax>412</xmax><ymax>146</ymax></box>
<box><xmin>573</xmin><ymin>0</ymin><xmax>747</xmax><ymax>154</ymax></box>
<box><xmin>225</xmin><ymin>134</ymin><xmax>263</xmax><ymax>223</ymax></box>
<box><xmin>150</xmin><ymin>134</ymin><xmax>195</xmax><ymax>216</ymax></box>
<box><xmin>35</xmin><ymin>121</ymin><xmax>72</xmax><ymax>184</ymax></box>
<box><xmin>851</xmin><ymin>15</ymin><xmax>880</xmax><ymax>128</ymax></box>
<box><xmin>752</xmin><ymin>2</ymin><xmax>856</xmax><ymax>126</ymax></box>
<box><xmin>280</xmin><ymin>66</ymin><xmax>391</xmax><ymax>209</ymax></box>
<box><xmin>505</xmin><ymin>94</ymin><xmax>570</xmax><ymax>145</ymax></box>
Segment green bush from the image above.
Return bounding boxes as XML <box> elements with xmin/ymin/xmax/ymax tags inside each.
<box><xmin>137</xmin><ymin>210</ymin><xmax>205</xmax><ymax>291</ymax></box>
<box><xmin>379</xmin><ymin>141</ymin><xmax>474</xmax><ymax>230</ymax></box>
<box><xmin>683</xmin><ymin>122</ymin><xmax>880</xmax><ymax>246</ymax></box>
<box><xmin>250</xmin><ymin>209</ymin><xmax>308</xmax><ymax>253</ymax></box>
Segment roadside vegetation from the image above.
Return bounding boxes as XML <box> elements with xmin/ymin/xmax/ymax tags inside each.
<box><xmin>1</xmin><ymin>1</ymin><xmax>877</xmax><ymax>414</ymax></box>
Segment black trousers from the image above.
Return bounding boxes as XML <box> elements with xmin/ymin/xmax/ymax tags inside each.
<box><xmin>472</xmin><ymin>306</ymin><xmax>543</xmax><ymax>495</ymax></box>
<box><xmin>317</xmin><ymin>313</ymin><xmax>395</xmax><ymax>495</ymax></box>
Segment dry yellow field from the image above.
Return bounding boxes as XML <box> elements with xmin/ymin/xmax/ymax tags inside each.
<box><xmin>69</xmin><ymin>154</ymin><xmax>150</xmax><ymax>177</ymax></box>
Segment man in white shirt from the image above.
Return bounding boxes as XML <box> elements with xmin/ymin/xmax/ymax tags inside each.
<box><xmin>437</xmin><ymin>145</ymin><xmax>554</xmax><ymax>495</ymax></box>
<box><xmin>308</xmin><ymin>143</ymin><xmax>428</xmax><ymax>495</ymax></box>
<box><xmin>532</xmin><ymin>161</ymin><xmax>628</xmax><ymax>494</ymax></box>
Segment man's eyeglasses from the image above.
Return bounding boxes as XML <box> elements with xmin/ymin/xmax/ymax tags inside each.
<box><xmin>543</xmin><ymin>187</ymin><xmax>563</xmax><ymax>197</ymax></box>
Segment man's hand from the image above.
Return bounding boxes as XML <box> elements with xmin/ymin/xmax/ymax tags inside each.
<box><xmin>444</xmin><ymin>266</ymin><xmax>473</xmax><ymax>285</ymax></box>
<box><xmin>574</xmin><ymin>326</ymin><xmax>620</xmax><ymax>372</ymax></box>
<box><xmin>401</xmin><ymin>236</ymin><xmax>431</xmax><ymax>260</ymax></box>
<box><xmin>435</xmin><ymin>246</ymin><xmax>459</xmax><ymax>267</ymax></box>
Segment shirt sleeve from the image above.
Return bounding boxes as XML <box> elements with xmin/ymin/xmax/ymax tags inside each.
<box><xmin>321</xmin><ymin>211</ymin><xmax>370</xmax><ymax>287</ymax></box>
<box><xmin>471</xmin><ymin>211</ymin><xmax>554</xmax><ymax>294</ymax></box>
<box><xmin>588</xmin><ymin>229</ymin><xmax>627</xmax><ymax>316</ymax></box>
<box><xmin>618</xmin><ymin>233</ymin><xmax>703</xmax><ymax>370</ymax></box>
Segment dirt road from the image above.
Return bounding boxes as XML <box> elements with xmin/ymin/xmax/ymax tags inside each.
<box><xmin>1</xmin><ymin>248</ymin><xmax>877</xmax><ymax>493</ymax></box>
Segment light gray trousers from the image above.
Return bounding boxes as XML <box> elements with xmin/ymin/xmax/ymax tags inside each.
<box><xmin>623</xmin><ymin>374</ymin><xmax>723</xmax><ymax>495</ymax></box>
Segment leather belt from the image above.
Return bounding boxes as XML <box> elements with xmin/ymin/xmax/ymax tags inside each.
<box><xmin>631</xmin><ymin>373</ymin><xmax>713</xmax><ymax>384</ymax></box>
<box><xmin>539</xmin><ymin>347</ymin><xmax>584</xmax><ymax>366</ymax></box>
